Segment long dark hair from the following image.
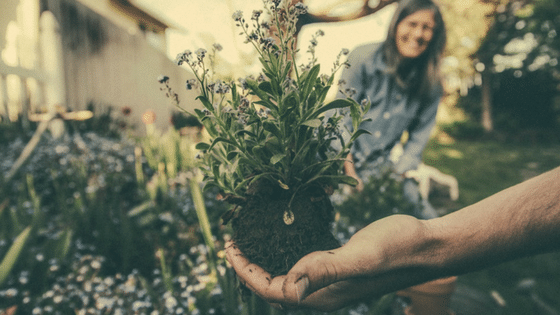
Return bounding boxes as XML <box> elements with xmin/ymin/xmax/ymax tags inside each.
<box><xmin>383</xmin><ymin>0</ymin><xmax>446</xmax><ymax>99</ymax></box>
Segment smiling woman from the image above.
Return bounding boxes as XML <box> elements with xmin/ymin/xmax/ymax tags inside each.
<box><xmin>395</xmin><ymin>9</ymin><xmax>435</xmax><ymax>58</ymax></box>
<box><xmin>339</xmin><ymin>0</ymin><xmax>447</xmax><ymax>218</ymax></box>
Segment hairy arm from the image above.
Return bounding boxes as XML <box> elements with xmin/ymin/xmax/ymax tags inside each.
<box><xmin>426</xmin><ymin>165</ymin><xmax>560</xmax><ymax>275</ymax></box>
<box><xmin>226</xmin><ymin>166</ymin><xmax>560</xmax><ymax>311</ymax></box>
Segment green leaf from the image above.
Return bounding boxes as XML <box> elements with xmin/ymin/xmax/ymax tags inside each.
<box><xmin>313</xmin><ymin>98</ymin><xmax>353</xmax><ymax>118</ymax></box>
<box><xmin>54</xmin><ymin>228</ymin><xmax>73</xmax><ymax>261</ymax></box>
<box><xmin>202</xmin><ymin>181</ymin><xmax>221</xmax><ymax>193</ymax></box>
<box><xmin>128</xmin><ymin>201</ymin><xmax>156</xmax><ymax>217</ymax></box>
<box><xmin>258</xmin><ymin>81</ymin><xmax>274</xmax><ymax>95</ymax></box>
<box><xmin>239</xmin><ymin>157</ymin><xmax>260</xmax><ymax>168</ymax></box>
<box><xmin>259</xmin><ymin>57</ymin><xmax>273</xmax><ymax>75</ymax></box>
<box><xmin>231</xmin><ymin>83</ymin><xmax>238</xmax><ymax>107</ymax></box>
<box><xmin>270</xmin><ymin>153</ymin><xmax>286</xmax><ymax>165</ymax></box>
<box><xmin>336</xmin><ymin>175</ymin><xmax>360</xmax><ymax>186</ymax></box>
<box><xmin>227</xmin><ymin>151</ymin><xmax>240</xmax><ymax>161</ymax></box>
<box><xmin>252</xmin><ymin>145</ymin><xmax>269</xmax><ymax>163</ymax></box>
<box><xmin>253</xmin><ymin>100</ymin><xmax>279</xmax><ymax>113</ymax></box>
<box><xmin>235</xmin><ymin>129</ymin><xmax>257</xmax><ymax>139</ymax></box>
<box><xmin>350</xmin><ymin>101</ymin><xmax>363</xmax><ymax>131</ymax></box>
<box><xmin>0</xmin><ymin>226</ymin><xmax>32</xmax><ymax>286</ymax></box>
<box><xmin>301</xmin><ymin>64</ymin><xmax>321</xmax><ymax>100</ymax></box>
<box><xmin>281</xmin><ymin>61</ymin><xmax>292</xmax><ymax>81</ymax></box>
<box><xmin>240</xmin><ymin>172</ymin><xmax>276</xmax><ymax>191</ymax></box>
<box><xmin>246</xmin><ymin>80</ymin><xmax>279</xmax><ymax>113</ymax></box>
<box><xmin>283</xmin><ymin>92</ymin><xmax>298</xmax><ymax>111</ymax></box>
<box><xmin>263</xmin><ymin>121</ymin><xmax>282</xmax><ymax>139</ymax></box>
<box><xmin>349</xmin><ymin>129</ymin><xmax>372</xmax><ymax>143</ymax></box>
<box><xmin>196</xmin><ymin>95</ymin><xmax>214</xmax><ymax>111</ymax></box>
<box><xmin>208</xmin><ymin>137</ymin><xmax>235</xmax><ymax>151</ymax></box>
<box><xmin>316</xmin><ymin>84</ymin><xmax>332</xmax><ymax>105</ymax></box>
<box><xmin>195</xmin><ymin>142</ymin><xmax>211</xmax><ymax>150</ymax></box>
<box><xmin>212</xmin><ymin>163</ymin><xmax>220</xmax><ymax>181</ymax></box>
<box><xmin>301</xmin><ymin>119</ymin><xmax>322</xmax><ymax>128</ymax></box>
<box><xmin>307</xmin><ymin>90</ymin><xmax>317</xmax><ymax>111</ymax></box>
<box><xmin>194</xmin><ymin>108</ymin><xmax>206</xmax><ymax>120</ymax></box>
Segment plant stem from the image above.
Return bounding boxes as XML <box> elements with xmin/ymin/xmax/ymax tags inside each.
<box><xmin>189</xmin><ymin>173</ymin><xmax>236</xmax><ymax>312</ymax></box>
<box><xmin>157</xmin><ymin>248</ymin><xmax>173</xmax><ymax>292</ymax></box>
<box><xmin>188</xmin><ymin>174</ymin><xmax>217</xmax><ymax>269</ymax></box>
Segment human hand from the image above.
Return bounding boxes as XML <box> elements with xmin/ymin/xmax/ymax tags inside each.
<box><xmin>343</xmin><ymin>154</ymin><xmax>364</xmax><ymax>192</ymax></box>
<box><xmin>225</xmin><ymin>215</ymin><xmax>429</xmax><ymax>312</ymax></box>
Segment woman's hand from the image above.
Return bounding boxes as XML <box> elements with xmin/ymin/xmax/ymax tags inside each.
<box><xmin>344</xmin><ymin>153</ymin><xmax>364</xmax><ymax>192</ymax></box>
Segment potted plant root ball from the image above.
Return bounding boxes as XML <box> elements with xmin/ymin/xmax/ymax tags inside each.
<box><xmin>166</xmin><ymin>0</ymin><xmax>370</xmax><ymax>282</ymax></box>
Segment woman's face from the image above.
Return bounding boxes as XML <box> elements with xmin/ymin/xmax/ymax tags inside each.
<box><xmin>395</xmin><ymin>9</ymin><xmax>435</xmax><ymax>59</ymax></box>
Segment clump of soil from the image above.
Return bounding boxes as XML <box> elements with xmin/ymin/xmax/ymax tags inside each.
<box><xmin>229</xmin><ymin>182</ymin><xmax>340</xmax><ymax>277</ymax></box>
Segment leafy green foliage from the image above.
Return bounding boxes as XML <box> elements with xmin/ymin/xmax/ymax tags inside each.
<box><xmin>169</xmin><ymin>0</ymin><xmax>369</xmax><ymax>201</ymax></box>
<box><xmin>334</xmin><ymin>165</ymin><xmax>416</xmax><ymax>230</ymax></box>
<box><xmin>0</xmin><ymin>226</ymin><xmax>31</xmax><ymax>286</ymax></box>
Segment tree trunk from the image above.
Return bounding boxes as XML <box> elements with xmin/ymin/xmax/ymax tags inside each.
<box><xmin>481</xmin><ymin>70</ymin><xmax>493</xmax><ymax>133</ymax></box>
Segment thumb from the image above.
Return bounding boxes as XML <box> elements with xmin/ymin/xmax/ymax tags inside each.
<box><xmin>282</xmin><ymin>249</ymin><xmax>345</xmax><ymax>304</ymax></box>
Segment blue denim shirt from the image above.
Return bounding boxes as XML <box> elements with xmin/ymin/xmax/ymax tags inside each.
<box><xmin>337</xmin><ymin>43</ymin><xmax>441</xmax><ymax>176</ymax></box>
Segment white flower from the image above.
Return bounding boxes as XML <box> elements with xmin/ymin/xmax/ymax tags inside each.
<box><xmin>232</xmin><ymin>10</ymin><xmax>243</xmax><ymax>21</ymax></box>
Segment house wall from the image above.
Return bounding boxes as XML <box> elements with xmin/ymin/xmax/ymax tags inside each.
<box><xmin>0</xmin><ymin>2</ymin><xmax>20</xmax><ymax>60</ymax></box>
<box><xmin>0</xmin><ymin>0</ymin><xmax>43</xmax><ymax>122</ymax></box>
<box><xmin>39</xmin><ymin>0</ymin><xmax>198</xmax><ymax>133</ymax></box>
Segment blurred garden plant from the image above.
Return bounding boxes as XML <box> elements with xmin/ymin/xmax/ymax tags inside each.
<box><xmin>165</xmin><ymin>0</ymin><xmax>371</xmax><ymax>278</ymax></box>
<box><xmin>0</xmin><ymin>129</ymin><xmax>234</xmax><ymax>314</ymax></box>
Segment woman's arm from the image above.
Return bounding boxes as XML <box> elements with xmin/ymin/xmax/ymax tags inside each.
<box><xmin>343</xmin><ymin>153</ymin><xmax>363</xmax><ymax>191</ymax></box>
<box><xmin>226</xmin><ymin>166</ymin><xmax>560</xmax><ymax>311</ymax></box>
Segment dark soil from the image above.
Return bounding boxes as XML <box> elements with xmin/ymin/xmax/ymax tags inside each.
<box><xmin>230</xmin><ymin>183</ymin><xmax>340</xmax><ymax>277</ymax></box>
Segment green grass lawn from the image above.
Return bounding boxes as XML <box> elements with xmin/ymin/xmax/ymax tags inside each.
<box><xmin>423</xmin><ymin>137</ymin><xmax>560</xmax><ymax>314</ymax></box>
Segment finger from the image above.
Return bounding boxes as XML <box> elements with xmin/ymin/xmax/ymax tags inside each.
<box><xmin>225</xmin><ymin>242</ymin><xmax>287</xmax><ymax>302</ymax></box>
<box><xmin>282</xmin><ymin>249</ymin><xmax>346</xmax><ymax>304</ymax></box>
<box><xmin>296</xmin><ymin>277</ymin><xmax>381</xmax><ymax>312</ymax></box>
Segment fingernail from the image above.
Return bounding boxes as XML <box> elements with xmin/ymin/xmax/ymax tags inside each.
<box><xmin>295</xmin><ymin>276</ymin><xmax>309</xmax><ymax>303</ymax></box>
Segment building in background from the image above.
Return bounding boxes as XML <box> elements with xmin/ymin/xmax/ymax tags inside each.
<box><xmin>0</xmin><ymin>0</ymin><xmax>196</xmax><ymax>133</ymax></box>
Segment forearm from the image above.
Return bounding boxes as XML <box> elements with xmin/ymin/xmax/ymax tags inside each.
<box><xmin>338</xmin><ymin>167</ymin><xmax>560</xmax><ymax>298</ymax></box>
<box><xmin>422</xmin><ymin>166</ymin><xmax>560</xmax><ymax>275</ymax></box>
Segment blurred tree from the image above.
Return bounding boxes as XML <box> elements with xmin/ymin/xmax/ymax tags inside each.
<box><xmin>295</xmin><ymin>0</ymin><xmax>498</xmax><ymax>86</ymax></box>
<box><xmin>474</xmin><ymin>0</ymin><xmax>560</xmax><ymax>133</ymax></box>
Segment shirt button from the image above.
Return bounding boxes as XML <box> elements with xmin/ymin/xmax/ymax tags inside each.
<box><xmin>383</xmin><ymin>112</ymin><xmax>391</xmax><ymax>119</ymax></box>
<box><xmin>374</xmin><ymin>131</ymin><xmax>381</xmax><ymax>138</ymax></box>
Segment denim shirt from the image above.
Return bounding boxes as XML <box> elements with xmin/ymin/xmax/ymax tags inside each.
<box><xmin>337</xmin><ymin>43</ymin><xmax>441</xmax><ymax>175</ymax></box>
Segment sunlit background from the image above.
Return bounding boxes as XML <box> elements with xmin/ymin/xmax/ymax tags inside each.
<box><xmin>2</xmin><ymin>0</ymin><xmax>557</xmax><ymax>132</ymax></box>
<box><xmin>141</xmin><ymin>0</ymin><xmax>396</xmax><ymax>75</ymax></box>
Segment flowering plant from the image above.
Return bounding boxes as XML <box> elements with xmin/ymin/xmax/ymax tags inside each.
<box><xmin>167</xmin><ymin>0</ymin><xmax>370</xmax><ymax>209</ymax></box>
